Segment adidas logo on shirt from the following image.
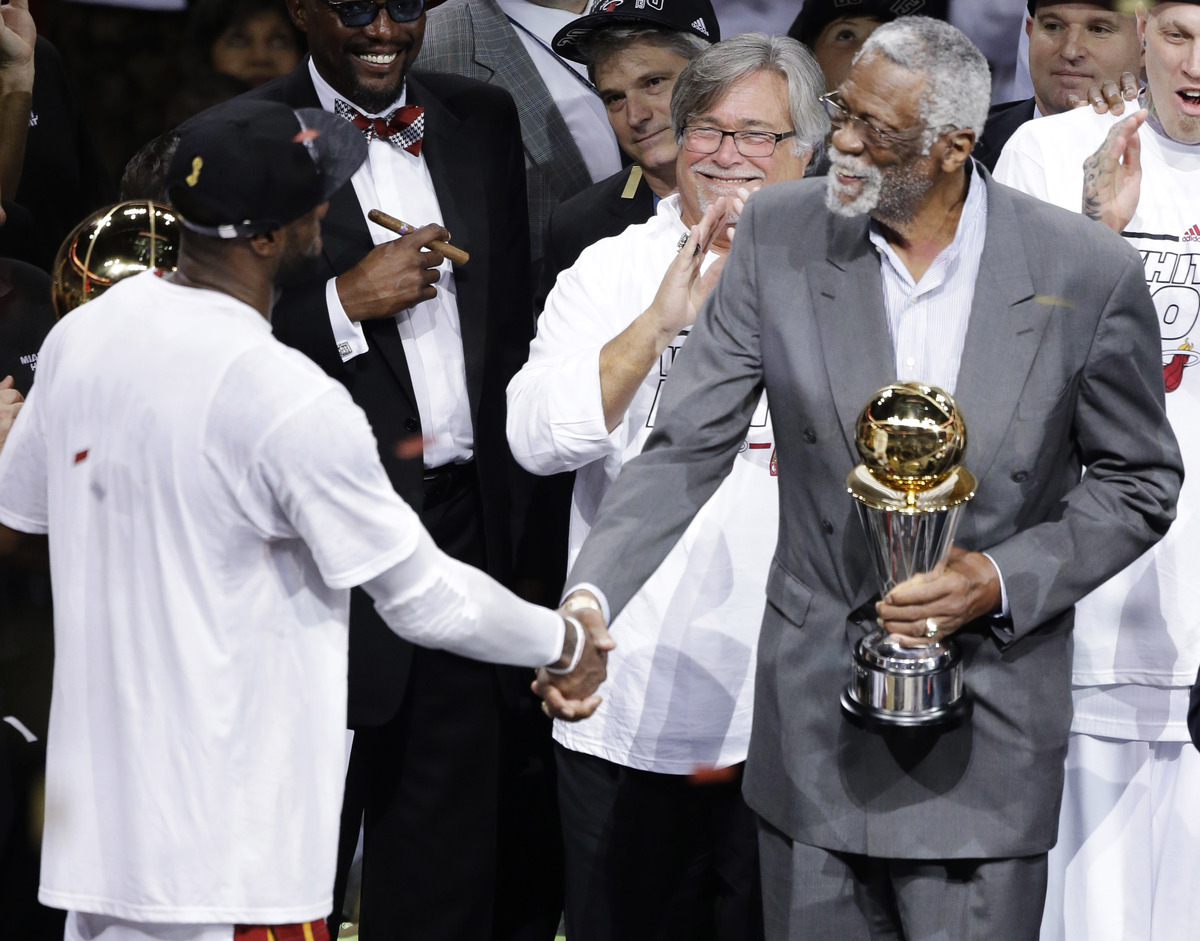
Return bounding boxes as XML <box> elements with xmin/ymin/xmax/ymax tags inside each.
<box><xmin>692</xmin><ymin>17</ymin><xmax>709</xmax><ymax>35</ymax></box>
<box><xmin>1184</xmin><ymin>223</ymin><xmax>1200</xmax><ymax>242</ymax></box>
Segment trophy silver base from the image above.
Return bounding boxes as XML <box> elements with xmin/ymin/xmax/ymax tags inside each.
<box><xmin>840</xmin><ymin>629</ymin><xmax>972</xmax><ymax>730</ymax></box>
<box><xmin>840</xmin><ymin>687</ymin><xmax>972</xmax><ymax>730</ymax></box>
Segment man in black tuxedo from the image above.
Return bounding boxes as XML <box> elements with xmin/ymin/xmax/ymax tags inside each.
<box><xmin>247</xmin><ymin>1</ymin><xmax>534</xmax><ymax>938</ymax></box>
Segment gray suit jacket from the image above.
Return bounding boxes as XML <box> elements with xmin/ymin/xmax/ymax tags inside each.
<box><xmin>418</xmin><ymin>0</ymin><xmax>594</xmax><ymax>266</ymax></box>
<box><xmin>568</xmin><ymin>169</ymin><xmax>1183</xmax><ymax>859</ymax></box>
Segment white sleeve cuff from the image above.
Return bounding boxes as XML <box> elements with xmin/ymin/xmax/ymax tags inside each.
<box><xmin>561</xmin><ymin>582</ymin><xmax>611</xmax><ymax>625</ymax></box>
<box><xmin>327</xmin><ymin>277</ymin><xmax>369</xmax><ymax>362</ymax></box>
<box><xmin>981</xmin><ymin>551</ymin><xmax>1010</xmax><ymax>618</ymax></box>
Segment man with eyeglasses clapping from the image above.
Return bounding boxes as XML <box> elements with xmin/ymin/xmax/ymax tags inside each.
<box><xmin>506</xmin><ymin>33</ymin><xmax>827</xmax><ymax>941</ymax></box>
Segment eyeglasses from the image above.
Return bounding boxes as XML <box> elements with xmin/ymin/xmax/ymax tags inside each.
<box><xmin>820</xmin><ymin>92</ymin><xmax>925</xmax><ymax>150</ymax></box>
<box><xmin>681</xmin><ymin>126</ymin><xmax>797</xmax><ymax>158</ymax></box>
<box><xmin>320</xmin><ymin>0</ymin><xmax>424</xmax><ymax>28</ymax></box>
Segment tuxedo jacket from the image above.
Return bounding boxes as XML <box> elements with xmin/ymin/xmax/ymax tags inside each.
<box><xmin>568</xmin><ymin>169</ymin><xmax>1182</xmax><ymax>859</ymax></box>
<box><xmin>975</xmin><ymin>97</ymin><xmax>1037</xmax><ymax>171</ymax></box>
<box><xmin>536</xmin><ymin>165</ymin><xmax>656</xmax><ymax>313</ymax></box>
<box><xmin>418</xmin><ymin>0</ymin><xmax>594</xmax><ymax>267</ymax></box>
<box><xmin>248</xmin><ymin>64</ymin><xmax>534</xmax><ymax>726</ymax></box>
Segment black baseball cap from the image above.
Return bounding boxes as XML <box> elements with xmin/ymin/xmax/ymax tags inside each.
<box><xmin>1025</xmin><ymin>0</ymin><xmax>1132</xmax><ymax>14</ymax></box>
<box><xmin>552</xmin><ymin>0</ymin><xmax>720</xmax><ymax>65</ymax></box>
<box><xmin>789</xmin><ymin>0</ymin><xmax>911</xmax><ymax>48</ymax></box>
<box><xmin>165</xmin><ymin>100</ymin><xmax>367</xmax><ymax>239</ymax></box>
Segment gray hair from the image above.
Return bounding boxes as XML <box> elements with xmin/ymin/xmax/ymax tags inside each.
<box><xmin>669</xmin><ymin>32</ymin><xmax>829</xmax><ymax>172</ymax></box>
<box><xmin>857</xmin><ymin>16</ymin><xmax>991</xmax><ymax>150</ymax></box>
<box><xmin>577</xmin><ymin>25</ymin><xmax>710</xmax><ymax>85</ymax></box>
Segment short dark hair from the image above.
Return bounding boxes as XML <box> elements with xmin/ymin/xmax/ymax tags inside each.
<box><xmin>120</xmin><ymin>133</ymin><xmax>181</xmax><ymax>203</ymax></box>
<box><xmin>576</xmin><ymin>24</ymin><xmax>711</xmax><ymax>85</ymax></box>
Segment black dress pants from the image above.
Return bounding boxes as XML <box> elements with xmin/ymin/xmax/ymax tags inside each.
<box><xmin>556</xmin><ymin>742</ymin><xmax>764</xmax><ymax>941</ymax></box>
<box><xmin>332</xmin><ymin>464</ymin><xmax>502</xmax><ymax>941</ymax></box>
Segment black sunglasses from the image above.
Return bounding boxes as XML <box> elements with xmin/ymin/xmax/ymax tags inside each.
<box><xmin>320</xmin><ymin>0</ymin><xmax>425</xmax><ymax>28</ymax></box>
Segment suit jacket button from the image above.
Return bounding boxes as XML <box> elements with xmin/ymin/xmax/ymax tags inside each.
<box><xmin>405</xmin><ymin>417</ymin><xmax>419</xmax><ymax>432</ymax></box>
<box><xmin>821</xmin><ymin>519</ymin><xmax>834</xmax><ymax>534</ymax></box>
<box><xmin>804</xmin><ymin>428</ymin><xmax>817</xmax><ymax>443</ymax></box>
<box><xmin>1011</xmin><ymin>470</ymin><xmax>1029</xmax><ymax>483</ymax></box>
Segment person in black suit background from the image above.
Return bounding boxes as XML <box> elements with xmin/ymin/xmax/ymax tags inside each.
<box><xmin>246</xmin><ymin>1</ymin><xmax>534</xmax><ymax>938</ymax></box>
<box><xmin>1191</xmin><ymin>666</ymin><xmax>1200</xmax><ymax>750</ymax></box>
<box><xmin>975</xmin><ymin>0</ymin><xmax>1140</xmax><ymax>169</ymax></box>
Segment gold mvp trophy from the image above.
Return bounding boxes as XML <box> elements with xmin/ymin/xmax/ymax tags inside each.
<box><xmin>839</xmin><ymin>382</ymin><xmax>976</xmax><ymax>729</ymax></box>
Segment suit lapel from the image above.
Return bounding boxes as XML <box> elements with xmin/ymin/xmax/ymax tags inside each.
<box><xmin>408</xmin><ymin>75</ymin><xmax>487</xmax><ymax>422</ymax></box>
<box><xmin>468</xmin><ymin>0</ymin><xmax>592</xmax><ymax>199</ymax></box>
<box><xmin>811</xmin><ymin>213</ymin><xmax>896</xmax><ymax>464</ymax></box>
<box><xmin>953</xmin><ymin>173</ymin><xmax>1041</xmax><ymax>483</ymax></box>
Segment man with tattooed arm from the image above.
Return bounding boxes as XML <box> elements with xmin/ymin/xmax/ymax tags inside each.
<box><xmin>994</xmin><ymin>3</ymin><xmax>1200</xmax><ymax>938</ymax></box>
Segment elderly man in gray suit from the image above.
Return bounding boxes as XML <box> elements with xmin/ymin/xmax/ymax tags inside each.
<box><xmin>562</xmin><ymin>16</ymin><xmax>1182</xmax><ymax>941</ymax></box>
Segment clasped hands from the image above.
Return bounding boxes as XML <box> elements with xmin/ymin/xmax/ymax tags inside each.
<box><xmin>874</xmin><ymin>547</ymin><xmax>1002</xmax><ymax>648</ymax></box>
<box><xmin>533</xmin><ymin>590</ymin><xmax>614</xmax><ymax>722</ymax></box>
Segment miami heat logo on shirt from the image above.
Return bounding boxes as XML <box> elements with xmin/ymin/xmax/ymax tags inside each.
<box><xmin>649</xmin><ymin>328</ymin><xmax>775</xmax><ymax>473</ymax></box>
<box><xmin>1130</xmin><ymin>234</ymin><xmax>1200</xmax><ymax>393</ymax></box>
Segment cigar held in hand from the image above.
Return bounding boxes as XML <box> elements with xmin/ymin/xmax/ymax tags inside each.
<box><xmin>367</xmin><ymin>208</ymin><xmax>470</xmax><ymax>266</ymax></box>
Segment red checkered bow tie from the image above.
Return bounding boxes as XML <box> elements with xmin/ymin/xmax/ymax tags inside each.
<box><xmin>334</xmin><ymin>99</ymin><xmax>424</xmax><ymax>156</ymax></box>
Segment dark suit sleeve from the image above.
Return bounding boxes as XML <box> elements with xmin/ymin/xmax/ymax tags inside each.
<box><xmin>270</xmin><ymin>268</ymin><xmax>351</xmax><ymax>378</ymax></box>
<box><xmin>986</xmin><ymin>252</ymin><xmax>1183</xmax><ymax>640</ymax></box>
<box><xmin>1190</xmin><ymin>664</ymin><xmax>1200</xmax><ymax>749</ymax></box>
<box><xmin>535</xmin><ymin>203</ymin><xmax>570</xmax><ymax>315</ymax></box>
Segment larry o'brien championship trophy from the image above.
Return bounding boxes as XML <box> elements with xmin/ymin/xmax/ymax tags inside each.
<box><xmin>839</xmin><ymin>382</ymin><xmax>976</xmax><ymax>729</ymax></box>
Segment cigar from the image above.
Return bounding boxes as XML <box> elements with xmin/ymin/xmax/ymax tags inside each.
<box><xmin>367</xmin><ymin>209</ymin><xmax>470</xmax><ymax>266</ymax></box>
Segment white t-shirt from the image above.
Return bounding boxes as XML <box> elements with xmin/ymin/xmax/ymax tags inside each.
<box><xmin>507</xmin><ymin>195</ymin><xmax>778</xmax><ymax>773</ymax></box>
<box><xmin>0</xmin><ymin>272</ymin><xmax>424</xmax><ymax>923</ymax></box>
<box><xmin>995</xmin><ymin>105</ymin><xmax>1200</xmax><ymax>741</ymax></box>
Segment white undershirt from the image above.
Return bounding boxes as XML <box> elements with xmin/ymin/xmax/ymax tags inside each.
<box><xmin>494</xmin><ymin>0</ymin><xmax>621</xmax><ymax>185</ymax></box>
<box><xmin>309</xmin><ymin>60</ymin><xmax>474</xmax><ymax>468</ymax></box>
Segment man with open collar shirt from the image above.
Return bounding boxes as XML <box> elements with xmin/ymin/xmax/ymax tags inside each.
<box><xmin>561</xmin><ymin>17</ymin><xmax>1181</xmax><ymax>939</ymax></box>
<box><xmin>246</xmin><ymin>1</ymin><xmax>535</xmax><ymax>938</ymax></box>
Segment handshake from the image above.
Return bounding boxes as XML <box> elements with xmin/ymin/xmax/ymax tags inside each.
<box><xmin>533</xmin><ymin>589</ymin><xmax>614</xmax><ymax>723</ymax></box>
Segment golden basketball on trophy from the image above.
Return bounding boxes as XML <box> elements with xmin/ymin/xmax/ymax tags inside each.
<box><xmin>51</xmin><ymin>201</ymin><xmax>180</xmax><ymax>318</ymax></box>
<box><xmin>841</xmin><ymin>382</ymin><xmax>976</xmax><ymax>729</ymax></box>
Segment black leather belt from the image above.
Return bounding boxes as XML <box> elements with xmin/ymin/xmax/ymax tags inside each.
<box><xmin>422</xmin><ymin>459</ymin><xmax>476</xmax><ymax>503</ymax></box>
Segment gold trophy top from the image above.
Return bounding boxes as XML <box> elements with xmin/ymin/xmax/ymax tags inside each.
<box><xmin>846</xmin><ymin>382</ymin><xmax>976</xmax><ymax>512</ymax></box>
<box><xmin>52</xmin><ymin>201</ymin><xmax>180</xmax><ymax>319</ymax></box>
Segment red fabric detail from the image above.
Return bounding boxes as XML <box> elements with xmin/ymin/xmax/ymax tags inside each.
<box><xmin>233</xmin><ymin>920</ymin><xmax>330</xmax><ymax>941</ymax></box>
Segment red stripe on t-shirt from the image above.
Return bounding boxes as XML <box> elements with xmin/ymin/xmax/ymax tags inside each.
<box><xmin>234</xmin><ymin>922</ymin><xmax>328</xmax><ymax>941</ymax></box>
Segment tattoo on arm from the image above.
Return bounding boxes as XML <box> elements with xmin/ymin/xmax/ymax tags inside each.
<box><xmin>1081</xmin><ymin>153</ymin><xmax>1106</xmax><ymax>223</ymax></box>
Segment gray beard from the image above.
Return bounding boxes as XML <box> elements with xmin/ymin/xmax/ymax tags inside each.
<box><xmin>825</xmin><ymin>156</ymin><xmax>933</xmax><ymax>226</ymax></box>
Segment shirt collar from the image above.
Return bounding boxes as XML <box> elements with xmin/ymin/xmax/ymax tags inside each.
<box><xmin>868</xmin><ymin>159</ymin><xmax>988</xmax><ymax>284</ymax></box>
<box><xmin>307</xmin><ymin>57</ymin><xmax>407</xmax><ymax>118</ymax></box>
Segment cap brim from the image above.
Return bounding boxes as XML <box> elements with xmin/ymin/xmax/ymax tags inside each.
<box><xmin>292</xmin><ymin>107</ymin><xmax>369</xmax><ymax>205</ymax></box>
<box><xmin>552</xmin><ymin>13</ymin><xmax>697</xmax><ymax>63</ymax></box>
